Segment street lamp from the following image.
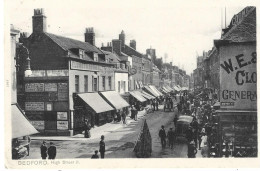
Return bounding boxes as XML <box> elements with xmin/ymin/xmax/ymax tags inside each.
<box><xmin>18</xmin><ymin>43</ymin><xmax>32</xmax><ymax>77</ymax></box>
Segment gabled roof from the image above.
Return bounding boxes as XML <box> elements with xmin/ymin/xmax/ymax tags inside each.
<box><xmin>124</xmin><ymin>44</ymin><xmax>143</xmax><ymax>58</ymax></box>
<box><xmin>221</xmin><ymin>7</ymin><xmax>256</xmax><ymax>43</ymax></box>
<box><xmin>45</xmin><ymin>32</ymin><xmax>103</xmax><ymax>54</ymax></box>
<box><xmin>102</xmin><ymin>50</ymin><xmax>121</xmax><ymax>63</ymax></box>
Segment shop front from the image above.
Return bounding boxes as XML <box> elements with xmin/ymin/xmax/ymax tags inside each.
<box><xmin>129</xmin><ymin>91</ymin><xmax>147</xmax><ymax>108</ymax></box>
<box><xmin>73</xmin><ymin>92</ymin><xmax>114</xmax><ymax>135</ymax></box>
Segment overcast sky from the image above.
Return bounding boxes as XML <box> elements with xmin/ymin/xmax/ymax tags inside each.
<box><xmin>6</xmin><ymin>0</ymin><xmax>249</xmax><ymax>74</ymax></box>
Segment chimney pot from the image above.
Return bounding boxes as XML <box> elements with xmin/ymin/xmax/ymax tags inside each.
<box><xmin>84</xmin><ymin>27</ymin><xmax>95</xmax><ymax>45</ymax></box>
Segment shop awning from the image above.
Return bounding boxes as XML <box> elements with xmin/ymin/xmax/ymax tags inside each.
<box><xmin>78</xmin><ymin>93</ymin><xmax>114</xmax><ymax>113</ymax></box>
<box><xmin>12</xmin><ymin>104</ymin><xmax>38</xmax><ymax>139</ymax></box>
<box><xmin>135</xmin><ymin>91</ymin><xmax>154</xmax><ymax>100</ymax></box>
<box><xmin>100</xmin><ymin>91</ymin><xmax>129</xmax><ymax>109</ymax></box>
<box><xmin>162</xmin><ymin>86</ymin><xmax>171</xmax><ymax>93</ymax></box>
<box><xmin>166</xmin><ymin>85</ymin><xmax>174</xmax><ymax>92</ymax></box>
<box><xmin>174</xmin><ymin>86</ymin><xmax>181</xmax><ymax>91</ymax></box>
<box><xmin>149</xmin><ymin>85</ymin><xmax>163</xmax><ymax>96</ymax></box>
<box><xmin>160</xmin><ymin>88</ymin><xmax>168</xmax><ymax>94</ymax></box>
<box><xmin>141</xmin><ymin>91</ymin><xmax>156</xmax><ymax>99</ymax></box>
<box><xmin>129</xmin><ymin>91</ymin><xmax>146</xmax><ymax>102</ymax></box>
<box><xmin>143</xmin><ymin>86</ymin><xmax>159</xmax><ymax>97</ymax></box>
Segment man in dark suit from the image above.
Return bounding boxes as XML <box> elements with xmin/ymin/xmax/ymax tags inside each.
<box><xmin>40</xmin><ymin>141</ymin><xmax>48</xmax><ymax>160</ymax></box>
<box><xmin>48</xmin><ymin>142</ymin><xmax>57</xmax><ymax>159</ymax></box>
<box><xmin>99</xmin><ymin>135</ymin><xmax>105</xmax><ymax>159</ymax></box>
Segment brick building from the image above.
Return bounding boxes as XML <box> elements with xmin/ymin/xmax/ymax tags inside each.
<box><xmin>17</xmin><ymin>9</ymin><xmax>116</xmax><ymax>135</ymax></box>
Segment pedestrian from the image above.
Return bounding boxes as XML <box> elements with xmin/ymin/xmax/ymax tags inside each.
<box><xmin>185</xmin><ymin>126</ymin><xmax>193</xmax><ymax>143</ymax></box>
<box><xmin>122</xmin><ymin>108</ymin><xmax>126</xmax><ymax>124</ymax></box>
<box><xmin>155</xmin><ymin>99</ymin><xmax>159</xmax><ymax>111</ymax></box>
<box><xmin>130</xmin><ymin>106</ymin><xmax>135</xmax><ymax>119</ymax></box>
<box><xmin>200</xmin><ymin>133</ymin><xmax>209</xmax><ymax>157</ymax></box>
<box><xmin>173</xmin><ymin>115</ymin><xmax>178</xmax><ymax>129</ymax></box>
<box><xmin>23</xmin><ymin>135</ymin><xmax>31</xmax><ymax>156</ymax></box>
<box><xmin>152</xmin><ymin>99</ymin><xmax>156</xmax><ymax>111</ymax></box>
<box><xmin>187</xmin><ymin>140</ymin><xmax>197</xmax><ymax>158</ymax></box>
<box><xmin>167</xmin><ymin>128</ymin><xmax>175</xmax><ymax>149</ymax></box>
<box><xmin>134</xmin><ymin>107</ymin><xmax>138</xmax><ymax>121</ymax></box>
<box><xmin>48</xmin><ymin>142</ymin><xmax>57</xmax><ymax>159</ymax></box>
<box><xmin>170</xmin><ymin>98</ymin><xmax>173</xmax><ymax>111</ymax></box>
<box><xmin>40</xmin><ymin>141</ymin><xmax>48</xmax><ymax>160</ymax></box>
<box><xmin>159</xmin><ymin>125</ymin><xmax>167</xmax><ymax>148</ymax></box>
<box><xmin>99</xmin><ymin>135</ymin><xmax>105</xmax><ymax>159</ymax></box>
<box><xmin>91</xmin><ymin>150</ymin><xmax>99</xmax><ymax>159</ymax></box>
<box><xmin>84</xmin><ymin>119</ymin><xmax>91</xmax><ymax>138</ymax></box>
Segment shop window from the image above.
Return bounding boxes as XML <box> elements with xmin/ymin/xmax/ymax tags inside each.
<box><xmin>122</xmin><ymin>81</ymin><xmax>126</xmax><ymax>92</ymax></box>
<box><xmin>108</xmin><ymin>76</ymin><xmax>112</xmax><ymax>90</ymax></box>
<box><xmin>75</xmin><ymin>75</ymin><xmax>79</xmax><ymax>92</ymax></box>
<box><xmin>84</xmin><ymin>75</ymin><xmax>88</xmax><ymax>92</ymax></box>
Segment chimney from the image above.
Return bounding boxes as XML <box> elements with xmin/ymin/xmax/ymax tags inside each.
<box><xmin>130</xmin><ymin>40</ymin><xmax>136</xmax><ymax>50</ymax></box>
<box><xmin>119</xmin><ymin>30</ymin><xmax>125</xmax><ymax>49</ymax></box>
<box><xmin>32</xmin><ymin>8</ymin><xmax>47</xmax><ymax>33</ymax></box>
<box><xmin>19</xmin><ymin>32</ymin><xmax>29</xmax><ymax>44</ymax></box>
<box><xmin>101</xmin><ymin>42</ymin><xmax>113</xmax><ymax>53</ymax></box>
<box><xmin>85</xmin><ymin>27</ymin><xmax>95</xmax><ymax>45</ymax></box>
<box><xmin>112</xmin><ymin>39</ymin><xmax>121</xmax><ymax>55</ymax></box>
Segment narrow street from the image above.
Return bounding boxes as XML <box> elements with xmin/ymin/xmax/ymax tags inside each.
<box><xmin>26</xmin><ymin>103</ymin><xmax>188</xmax><ymax>159</ymax></box>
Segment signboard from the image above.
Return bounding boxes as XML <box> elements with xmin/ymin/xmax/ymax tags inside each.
<box><xmin>44</xmin><ymin>83</ymin><xmax>57</xmax><ymax>92</ymax></box>
<box><xmin>57</xmin><ymin>121</ymin><xmax>69</xmax><ymax>130</ymax></box>
<box><xmin>47</xmin><ymin>70</ymin><xmax>69</xmax><ymax>77</ymax></box>
<box><xmin>58</xmin><ymin>83</ymin><xmax>68</xmax><ymax>101</ymax></box>
<box><xmin>45</xmin><ymin>102</ymin><xmax>53</xmax><ymax>111</ymax></box>
<box><xmin>25</xmin><ymin>92</ymin><xmax>49</xmax><ymax>101</ymax></box>
<box><xmin>25</xmin><ymin>83</ymin><xmax>44</xmax><ymax>92</ymax></box>
<box><xmin>30</xmin><ymin>121</ymin><xmax>45</xmax><ymax>130</ymax></box>
<box><xmin>57</xmin><ymin>112</ymin><xmax>68</xmax><ymax>120</ymax></box>
<box><xmin>25</xmin><ymin>102</ymin><xmax>45</xmax><ymax>111</ymax></box>
<box><xmin>219</xmin><ymin>44</ymin><xmax>256</xmax><ymax>110</ymax></box>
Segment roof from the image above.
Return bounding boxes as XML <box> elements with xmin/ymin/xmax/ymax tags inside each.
<box><xmin>178</xmin><ymin>115</ymin><xmax>193</xmax><ymax>123</ymax></box>
<box><xmin>45</xmin><ymin>32</ymin><xmax>103</xmax><ymax>54</ymax></box>
<box><xmin>12</xmin><ymin>104</ymin><xmax>38</xmax><ymax>138</ymax></box>
<box><xmin>100</xmin><ymin>91</ymin><xmax>129</xmax><ymax>109</ymax></box>
<box><xmin>77</xmin><ymin>93</ymin><xmax>114</xmax><ymax>113</ymax></box>
<box><xmin>102</xmin><ymin>50</ymin><xmax>121</xmax><ymax>63</ymax></box>
<box><xmin>124</xmin><ymin>45</ymin><xmax>143</xmax><ymax>58</ymax></box>
<box><xmin>221</xmin><ymin>7</ymin><xmax>256</xmax><ymax>43</ymax></box>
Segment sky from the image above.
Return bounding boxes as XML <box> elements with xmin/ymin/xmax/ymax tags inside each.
<box><xmin>5</xmin><ymin>0</ymin><xmax>249</xmax><ymax>74</ymax></box>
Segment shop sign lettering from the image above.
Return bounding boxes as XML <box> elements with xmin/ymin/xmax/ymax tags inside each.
<box><xmin>220</xmin><ymin>46</ymin><xmax>256</xmax><ymax>110</ymax></box>
<box><xmin>25</xmin><ymin>83</ymin><xmax>44</xmax><ymax>92</ymax></box>
<box><xmin>30</xmin><ymin>121</ymin><xmax>45</xmax><ymax>130</ymax></box>
<box><xmin>57</xmin><ymin>112</ymin><xmax>67</xmax><ymax>120</ymax></box>
<box><xmin>25</xmin><ymin>102</ymin><xmax>44</xmax><ymax>111</ymax></box>
<box><xmin>44</xmin><ymin>83</ymin><xmax>57</xmax><ymax>92</ymax></box>
<box><xmin>57</xmin><ymin>121</ymin><xmax>68</xmax><ymax>130</ymax></box>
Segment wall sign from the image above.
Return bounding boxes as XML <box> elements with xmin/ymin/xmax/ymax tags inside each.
<box><xmin>25</xmin><ymin>92</ymin><xmax>49</xmax><ymax>101</ymax></box>
<box><xmin>57</xmin><ymin>112</ymin><xmax>68</xmax><ymax>120</ymax></box>
<box><xmin>45</xmin><ymin>83</ymin><xmax>58</xmax><ymax>92</ymax></box>
<box><xmin>219</xmin><ymin>44</ymin><xmax>256</xmax><ymax>110</ymax></box>
<box><xmin>57</xmin><ymin>121</ymin><xmax>68</xmax><ymax>130</ymax></box>
<box><xmin>58</xmin><ymin>83</ymin><xmax>68</xmax><ymax>101</ymax></box>
<box><xmin>30</xmin><ymin>121</ymin><xmax>45</xmax><ymax>130</ymax></box>
<box><xmin>25</xmin><ymin>102</ymin><xmax>45</xmax><ymax>111</ymax></box>
<box><xmin>25</xmin><ymin>83</ymin><xmax>44</xmax><ymax>92</ymax></box>
<box><xmin>45</xmin><ymin>102</ymin><xmax>53</xmax><ymax>111</ymax></box>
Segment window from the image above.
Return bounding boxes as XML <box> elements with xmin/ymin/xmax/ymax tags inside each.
<box><xmin>108</xmin><ymin>76</ymin><xmax>112</xmax><ymax>90</ymax></box>
<box><xmin>122</xmin><ymin>81</ymin><xmax>126</xmax><ymax>92</ymax></box>
<box><xmin>102</xmin><ymin>76</ymin><xmax>106</xmax><ymax>90</ymax></box>
<box><xmin>94</xmin><ymin>53</ymin><xmax>98</xmax><ymax>62</ymax></box>
<box><xmin>118</xmin><ymin>81</ymin><xmax>120</xmax><ymax>92</ymax></box>
<box><xmin>75</xmin><ymin>75</ymin><xmax>79</xmax><ymax>92</ymax></box>
<box><xmin>79</xmin><ymin>49</ymin><xmax>84</xmax><ymax>59</ymax></box>
<box><xmin>84</xmin><ymin>75</ymin><xmax>88</xmax><ymax>92</ymax></box>
<box><xmin>93</xmin><ymin>78</ymin><xmax>98</xmax><ymax>92</ymax></box>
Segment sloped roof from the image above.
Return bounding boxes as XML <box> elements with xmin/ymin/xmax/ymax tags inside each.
<box><xmin>124</xmin><ymin>44</ymin><xmax>143</xmax><ymax>58</ymax></box>
<box><xmin>102</xmin><ymin>50</ymin><xmax>121</xmax><ymax>63</ymax></box>
<box><xmin>45</xmin><ymin>32</ymin><xmax>103</xmax><ymax>54</ymax></box>
<box><xmin>221</xmin><ymin>7</ymin><xmax>256</xmax><ymax>42</ymax></box>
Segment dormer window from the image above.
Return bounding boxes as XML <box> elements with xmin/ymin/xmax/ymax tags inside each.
<box><xmin>79</xmin><ymin>49</ymin><xmax>84</xmax><ymax>59</ymax></box>
<box><xmin>94</xmin><ymin>53</ymin><xmax>98</xmax><ymax>62</ymax></box>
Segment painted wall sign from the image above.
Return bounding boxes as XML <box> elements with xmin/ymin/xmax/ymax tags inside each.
<box><xmin>30</xmin><ymin>121</ymin><xmax>45</xmax><ymax>130</ymax></box>
<box><xmin>58</xmin><ymin>83</ymin><xmax>68</xmax><ymax>101</ymax></box>
<box><xmin>57</xmin><ymin>112</ymin><xmax>68</xmax><ymax>120</ymax></box>
<box><xmin>25</xmin><ymin>102</ymin><xmax>45</xmax><ymax>111</ymax></box>
<box><xmin>46</xmin><ymin>70</ymin><xmax>69</xmax><ymax>77</ymax></box>
<box><xmin>71</xmin><ymin>61</ymin><xmax>114</xmax><ymax>74</ymax></box>
<box><xmin>57</xmin><ymin>121</ymin><xmax>69</xmax><ymax>130</ymax></box>
<box><xmin>25</xmin><ymin>92</ymin><xmax>49</xmax><ymax>101</ymax></box>
<box><xmin>25</xmin><ymin>83</ymin><xmax>44</xmax><ymax>92</ymax></box>
<box><xmin>219</xmin><ymin>44</ymin><xmax>256</xmax><ymax>110</ymax></box>
<box><xmin>44</xmin><ymin>83</ymin><xmax>58</xmax><ymax>92</ymax></box>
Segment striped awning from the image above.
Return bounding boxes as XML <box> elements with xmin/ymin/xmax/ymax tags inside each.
<box><xmin>129</xmin><ymin>91</ymin><xmax>146</xmax><ymax>102</ymax></box>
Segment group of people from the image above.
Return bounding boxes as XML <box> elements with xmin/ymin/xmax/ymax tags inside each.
<box><xmin>40</xmin><ymin>141</ymin><xmax>57</xmax><ymax>159</ymax></box>
<box><xmin>91</xmin><ymin>135</ymin><xmax>106</xmax><ymax>159</ymax></box>
<box><xmin>158</xmin><ymin>125</ymin><xmax>176</xmax><ymax>149</ymax></box>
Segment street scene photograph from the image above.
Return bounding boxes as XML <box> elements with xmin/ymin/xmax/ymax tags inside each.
<box><xmin>5</xmin><ymin>0</ymin><xmax>257</xmax><ymax>165</ymax></box>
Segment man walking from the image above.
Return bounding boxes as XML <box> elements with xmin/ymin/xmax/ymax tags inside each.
<box><xmin>167</xmin><ymin>128</ymin><xmax>175</xmax><ymax>149</ymax></box>
<box><xmin>99</xmin><ymin>135</ymin><xmax>105</xmax><ymax>159</ymax></box>
<box><xmin>40</xmin><ymin>141</ymin><xmax>47</xmax><ymax>160</ymax></box>
<box><xmin>48</xmin><ymin>142</ymin><xmax>57</xmax><ymax>159</ymax></box>
<box><xmin>159</xmin><ymin>125</ymin><xmax>167</xmax><ymax>148</ymax></box>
